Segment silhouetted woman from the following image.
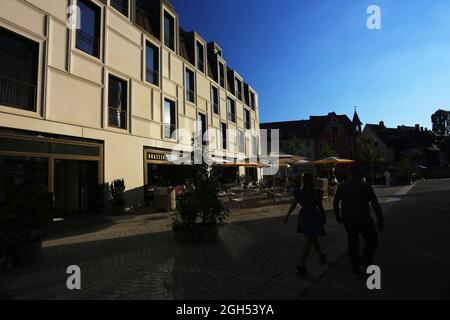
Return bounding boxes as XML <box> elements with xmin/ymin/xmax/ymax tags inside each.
<box><xmin>284</xmin><ymin>173</ymin><xmax>327</xmax><ymax>276</ymax></box>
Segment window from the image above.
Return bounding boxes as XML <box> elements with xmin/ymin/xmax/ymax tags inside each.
<box><xmin>238</xmin><ymin>130</ymin><xmax>245</xmax><ymax>154</ymax></box>
<box><xmin>221</xmin><ymin>122</ymin><xmax>228</xmax><ymax>150</ymax></box>
<box><xmin>197</xmin><ymin>113</ymin><xmax>207</xmax><ymax>145</ymax></box>
<box><xmin>227</xmin><ymin>98</ymin><xmax>236</xmax><ymax>123</ymax></box>
<box><xmin>219</xmin><ymin>62</ymin><xmax>225</xmax><ymax>88</ymax></box>
<box><xmin>0</xmin><ymin>27</ymin><xmax>39</xmax><ymax>111</ymax></box>
<box><xmin>234</xmin><ymin>78</ymin><xmax>242</xmax><ymax>100</ymax></box>
<box><xmin>76</xmin><ymin>0</ymin><xmax>101</xmax><ymax>58</ymax></box>
<box><xmin>164</xmin><ymin>11</ymin><xmax>175</xmax><ymax>50</ymax></box>
<box><xmin>331</xmin><ymin>126</ymin><xmax>339</xmax><ymax>136</ymax></box>
<box><xmin>145</xmin><ymin>41</ymin><xmax>159</xmax><ymax>86</ymax></box>
<box><xmin>164</xmin><ymin>99</ymin><xmax>176</xmax><ymax>139</ymax></box>
<box><xmin>211</xmin><ymin>85</ymin><xmax>219</xmax><ymax>115</ymax></box>
<box><xmin>111</xmin><ymin>0</ymin><xmax>128</xmax><ymax>17</ymax></box>
<box><xmin>347</xmin><ymin>138</ymin><xmax>353</xmax><ymax>147</ymax></box>
<box><xmin>244</xmin><ymin>109</ymin><xmax>251</xmax><ymax>130</ymax></box>
<box><xmin>249</xmin><ymin>91</ymin><xmax>256</xmax><ymax>109</ymax></box>
<box><xmin>332</xmin><ymin>138</ymin><xmax>336</xmax><ymax>147</ymax></box>
<box><xmin>305</xmin><ymin>140</ymin><xmax>311</xmax><ymax>147</ymax></box>
<box><xmin>349</xmin><ymin>150</ymin><xmax>353</xmax><ymax>160</ymax></box>
<box><xmin>108</xmin><ymin>75</ymin><xmax>128</xmax><ymax>129</ymax></box>
<box><xmin>196</xmin><ymin>41</ymin><xmax>204</xmax><ymax>73</ymax></box>
<box><xmin>252</xmin><ymin>136</ymin><xmax>258</xmax><ymax>156</ymax></box>
<box><xmin>185</xmin><ymin>68</ymin><xmax>195</xmax><ymax>103</ymax></box>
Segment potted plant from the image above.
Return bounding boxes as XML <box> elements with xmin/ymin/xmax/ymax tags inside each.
<box><xmin>109</xmin><ymin>179</ymin><xmax>125</xmax><ymax>214</ymax></box>
<box><xmin>172</xmin><ymin>188</ymin><xmax>197</xmax><ymax>245</ymax></box>
<box><xmin>192</xmin><ymin>164</ymin><xmax>230</xmax><ymax>244</ymax></box>
<box><xmin>0</xmin><ymin>185</ymin><xmax>53</xmax><ymax>268</ymax></box>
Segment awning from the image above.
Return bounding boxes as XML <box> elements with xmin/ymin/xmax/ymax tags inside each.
<box><xmin>314</xmin><ymin>157</ymin><xmax>356</xmax><ymax>165</ymax></box>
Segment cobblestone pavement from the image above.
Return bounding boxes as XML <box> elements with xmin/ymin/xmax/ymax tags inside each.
<box><xmin>0</xmin><ymin>186</ymin><xmax>408</xmax><ymax>300</ymax></box>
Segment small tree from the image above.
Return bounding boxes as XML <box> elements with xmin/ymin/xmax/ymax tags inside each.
<box><xmin>359</xmin><ymin>136</ymin><xmax>383</xmax><ymax>185</ymax></box>
<box><xmin>281</xmin><ymin>136</ymin><xmax>303</xmax><ymax>155</ymax></box>
<box><xmin>396</xmin><ymin>158</ymin><xmax>414</xmax><ymax>184</ymax></box>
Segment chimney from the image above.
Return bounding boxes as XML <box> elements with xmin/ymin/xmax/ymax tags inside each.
<box><xmin>420</xmin><ymin>127</ymin><xmax>424</xmax><ymax>132</ymax></box>
<box><xmin>415</xmin><ymin>124</ymin><xmax>420</xmax><ymax>131</ymax></box>
<box><xmin>379</xmin><ymin>121</ymin><xmax>385</xmax><ymax>127</ymax></box>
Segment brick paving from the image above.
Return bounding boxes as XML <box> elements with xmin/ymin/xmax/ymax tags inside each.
<box><xmin>0</xmin><ymin>186</ymin><xmax>408</xmax><ymax>300</ymax></box>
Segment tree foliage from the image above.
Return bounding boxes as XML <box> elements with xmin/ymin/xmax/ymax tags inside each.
<box><xmin>431</xmin><ymin>109</ymin><xmax>450</xmax><ymax>136</ymax></box>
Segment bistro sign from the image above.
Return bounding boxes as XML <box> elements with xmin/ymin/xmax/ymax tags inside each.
<box><xmin>147</xmin><ymin>152</ymin><xmax>168</xmax><ymax>162</ymax></box>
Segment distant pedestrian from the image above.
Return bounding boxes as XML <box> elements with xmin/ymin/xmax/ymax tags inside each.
<box><xmin>285</xmin><ymin>173</ymin><xmax>327</xmax><ymax>276</ymax></box>
<box><xmin>333</xmin><ymin>166</ymin><xmax>385</xmax><ymax>278</ymax></box>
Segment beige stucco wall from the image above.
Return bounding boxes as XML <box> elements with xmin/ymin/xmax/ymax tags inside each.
<box><xmin>0</xmin><ymin>0</ymin><xmax>261</xmax><ymax>205</ymax></box>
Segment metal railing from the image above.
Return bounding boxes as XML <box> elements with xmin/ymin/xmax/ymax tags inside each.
<box><xmin>197</xmin><ymin>60</ymin><xmax>204</xmax><ymax>72</ymax></box>
<box><xmin>186</xmin><ymin>89</ymin><xmax>195</xmax><ymax>103</ymax></box>
<box><xmin>164</xmin><ymin>123</ymin><xmax>176</xmax><ymax>139</ymax></box>
<box><xmin>236</xmin><ymin>91</ymin><xmax>242</xmax><ymax>100</ymax></box>
<box><xmin>0</xmin><ymin>76</ymin><xmax>36</xmax><ymax>111</ymax></box>
<box><xmin>146</xmin><ymin>67</ymin><xmax>159</xmax><ymax>86</ymax></box>
<box><xmin>108</xmin><ymin>107</ymin><xmax>127</xmax><ymax>129</ymax></box>
<box><xmin>227</xmin><ymin>112</ymin><xmax>236</xmax><ymax>123</ymax></box>
<box><xmin>76</xmin><ymin>29</ymin><xmax>100</xmax><ymax>57</ymax></box>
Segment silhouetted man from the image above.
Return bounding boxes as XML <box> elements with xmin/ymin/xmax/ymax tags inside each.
<box><xmin>333</xmin><ymin>166</ymin><xmax>385</xmax><ymax>277</ymax></box>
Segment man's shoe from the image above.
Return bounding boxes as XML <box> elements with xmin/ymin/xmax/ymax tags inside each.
<box><xmin>296</xmin><ymin>265</ymin><xmax>309</xmax><ymax>276</ymax></box>
<box><xmin>319</xmin><ymin>254</ymin><xmax>327</xmax><ymax>265</ymax></box>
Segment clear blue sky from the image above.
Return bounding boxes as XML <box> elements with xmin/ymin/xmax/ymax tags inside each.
<box><xmin>170</xmin><ymin>0</ymin><xmax>450</xmax><ymax>129</ymax></box>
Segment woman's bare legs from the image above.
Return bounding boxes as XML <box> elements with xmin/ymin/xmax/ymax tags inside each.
<box><xmin>299</xmin><ymin>237</ymin><xmax>313</xmax><ymax>267</ymax></box>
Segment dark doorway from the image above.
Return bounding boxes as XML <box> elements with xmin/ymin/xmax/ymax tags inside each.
<box><xmin>54</xmin><ymin>160</ymin><xmax>99</xmax><ymax>214</ymax></box>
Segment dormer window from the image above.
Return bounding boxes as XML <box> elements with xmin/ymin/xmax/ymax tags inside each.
<box><xmin>196</xmin><ymin>41</ymin><xmax>204</xmax><ymax>72</ymax></box>
<box><xmin>234</xmin><ymin>78</ymin><xmax>242</xmax><ymax>100</ymax></box>
<box><xmin>219</xmin><ymin>62</ymin><xmax>225</xmax><ymax>88</ymax></box>
<box><xmin>163</xmin><ymin>11</ymin><xmax>175</xmax><ymax>51</ymax></box>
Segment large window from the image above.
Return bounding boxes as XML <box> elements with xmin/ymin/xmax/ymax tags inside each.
<box><xmin>164</xmin><ymin>11</ymin><xmax>175</xmax><ymax>50</ymax></box>
<box><xmin>108</xmin><ymin>75</ymin><xmax>128</xmax><ymax>129</ymax></box>
<box><xmin>111</xmin><ymin>0</ymin><xmax>128</xmax><ymax>17</ymax></box>
<box><xmin>185</xmin><ymin>68</ymin><xmax>195</xmax><ymax>103</ymax></box>
<box><xmin>0</xmin><ymin>27</ymin><xmax>39</xmax><ymax>111</ymax></box>
<box><xmin>197</xmin><ymin>113</ymin><xmax>207</xmax><ymax>145</ymax></box>
<box><xmin>164</xmin><ymin>99</ymin><xmax>176</xmax><ymax>139</ymax></box>
<box><xmin>234</xmin><ymin>78</ymin><xmax>242</xmax><ymax>100</ymax></box>
<box><xmin>219</xmin><ymin>62</ymin><xmax>225</xmax><ymax>88</ymax></box>
<box><xmin>227</xmin><ymin>98</ymin><xmax>236</xmax><ymax>123</ymax></box>
<box><xmin>146</xmin><ymin>41</ymin><xmax>159</xmax><ymax>86</ymax></box>
<box><xmin>76</xmin><ymin>0</ymin><xmax>101</xmax><ymax>58</ymax></box>
<box><xmin>221</xmin><ymin>122</ymin><xmax>228</xmax><ymax>150</ymax></box>
<box><xmin>196</xmin><ymin>41</ymin><xmax>204</xmax><ymax>72</ymax></box>
<box><xmin>244</xmin><ymin>109</ymin><xmax>251</xmax><ymax>130</ymax></box>
<box><xmin>238</xmin><ymin>130</ymin><xmax>245</xmax><ymax>154</ymax></box>
<box><xmin>249</xmin><ymin>91</ymin><xmax>256</xmax><ymax>110</ymax></box>
<box><xmin>211</xmin><ymin>85</ymin><xmax>219</xmax><ymax>115</ymax></box>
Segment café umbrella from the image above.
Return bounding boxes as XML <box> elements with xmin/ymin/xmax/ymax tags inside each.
<box><xmin>313</xmin><ymin>157</ymin><xmax>356</xmax><ymax>165</ymax></box>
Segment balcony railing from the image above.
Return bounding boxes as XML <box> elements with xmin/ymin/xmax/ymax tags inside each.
<box><xmin>108</xmin><ymin>107</ymin><xmax>127</xmax><ymax>129</ymax></box>
<box><xmin>164</xmin><ymin>123</ymin><xmax>176</xmax><ymax>139</ymax></box>
<box><xmin>0</xmin><ymin>76</ymin><xmax>36</xmax><ymax>111</ymax></box>
<box><xmin>186</xmin><ymin>89</ymin><xmax>195</xmax><ymax>103</ymax></box>
<box><xmin>236</xmin><ymin>91</ymin><xmax>242</xmax><ymax>100</ymax></box>
<box><xmin>220</xmin><ymin>76</ymin><xmax>225</xmax><ymax>87</ymax></box>
<box><xmin>146</xmin><ymin>67</ymin><xmax>159</xmax><ymax>86</ymax></box>
<box><xmin>76</xmin><ymin>29</ymin><xmax>100</xmax><ymax>58</ymax></box>
<box><xmin>197</xmin><ymin>60</ymin><xmax>204</xmax><ymax>72</ymax></box>
<box><xmin>227</xmin><ymin>112</ymin><xmax>236</xmax><ymax>123</ymax></box>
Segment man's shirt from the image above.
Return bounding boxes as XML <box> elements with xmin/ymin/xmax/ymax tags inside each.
<box><xmin>334</xmin><ymin>177</ymin><xmax>380</xmax><ymax>223</ymax></box>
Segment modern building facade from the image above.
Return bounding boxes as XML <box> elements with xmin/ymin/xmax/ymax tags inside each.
<box><xmin>260</xmin><ymin>112</ymin><xmax>362</xmax><ymax>161</ymax></box>
<box><xmin>0</xmin><ymin>0</ymin><xmax>261</xmax><ymax>212</ymax></box>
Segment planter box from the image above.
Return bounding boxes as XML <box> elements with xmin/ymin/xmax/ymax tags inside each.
<box><xmin>10</xmin><ymin>239</ymin><xmax>43</xmax><ymax>267</ymax></box>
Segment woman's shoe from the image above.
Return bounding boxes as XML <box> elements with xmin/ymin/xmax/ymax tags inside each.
<box><xmin>296</xmin><ymin>265</ymin><xmax>309</xmax><ymax>276</ymax></box>
<box><xmin>319</xmin><ymin>254</ymin><xmax>327</xmax><ymax>265</ymax></box>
